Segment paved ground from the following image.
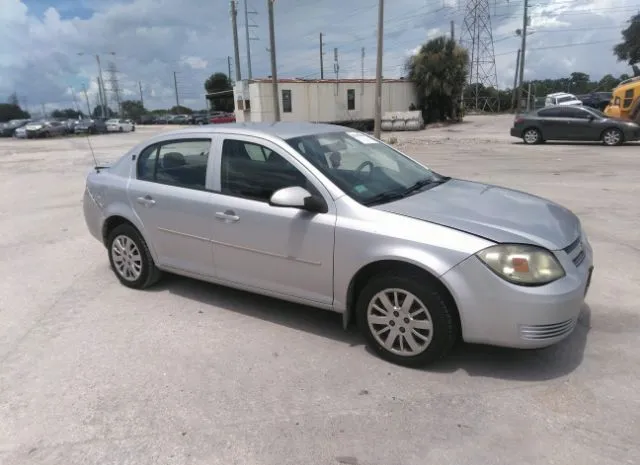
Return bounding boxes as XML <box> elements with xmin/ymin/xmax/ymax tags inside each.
<box><xmin>0</xmin><ymin>115</ymin><xmax>639</xmax><ymax>465</ymax></box>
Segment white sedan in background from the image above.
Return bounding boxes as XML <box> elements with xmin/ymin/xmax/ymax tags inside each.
<box><xmin>106</xmin><ymin>119</ymin><xmax>134</xmax><ymax>133</ymax></box>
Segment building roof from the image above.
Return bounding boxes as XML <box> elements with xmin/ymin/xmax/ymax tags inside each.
<box><xmin>158</xmin><ymin>121</ymin><xmax>355</xmax><ymax>140</ymax></box>
<box><xmin>248</xmin><ymin>78</ymin><xmax>411</xmax><ymax>84</ymax></box>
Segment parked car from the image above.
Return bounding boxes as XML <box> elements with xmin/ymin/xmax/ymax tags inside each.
<box><xmin>511</xmin><ymin>105</ymin><xmax>640</xmax><ymax>146</ymax></box>
<box><xmin>138</xmin><ymin>115</ymin><xmax>156</xmax><ymax>125</ymax></box>
<box><xmin>83</xmin><ymin>122</ymin><xmax>594</xmax><ymax>367</ymax></box>
<box><xmin>0</xmin><ymin>119</ymin><xmax>29</xmax><ymax>137</ymax></box>
<box><xmin>169</xmin><ymin>115</ymin><xmax>190</xmax><ymax>125</ymax></box>
<box><xmin>155</xmin><ymin>115</ymin><xmax>170</xmax><ymax>124</ymax></box>
<box><xmin>106</xmin><ymin>119</ymin><xmax>134</xmax><ymax>133</ymax></box>
<box><xmin>125</xmin><ymin>119</ymin><xmax>136</xmax><ymax>132</ymax></box>
<box><xmin>210</xmin><ymin>112</ymin><xmax>236</xmax><ymax>124</ymax></box>
<box><xmin>63</xmin><ymin>118</ymin><xmax>80</xmax><ymax>134</ymax></box>
<box><xmin>577</xmin><ymin>92</ymin><xmax>612</xmax><ymax>111</ymax></box>
<box><xmin>24</xmin><ymin>120</ymin><xmax>67</xmax><ymax>138</ymax></box>
<box><xmin>14</xmin><ymin>125</ymin><xmax>28</xmax><ymax>138</ymax></box>
<box><xmin>189</xmin><ymin>112</ymin><xmax>210</xmax><ymax>125</ymax></box>
<box><xmin>75</xmin><ymin>119</ymin><xmax>108</xmax><ymax>135</ymax></box>
<box><xmin>544</xmin><ymin>92</ymin><xmax>583</xmax><ymax>107</ymax></box>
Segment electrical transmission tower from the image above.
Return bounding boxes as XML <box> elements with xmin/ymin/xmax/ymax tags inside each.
<box><xmin>105</xmin><ymin>61</ymin><xmax>123</xmax><ymax>116</ymax></box>
<box><xmin>460</xmin><ymin>0</ymin><xmax>499</xmax><ymax>111</ymax></box>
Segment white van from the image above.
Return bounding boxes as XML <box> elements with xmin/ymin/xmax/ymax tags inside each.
<box><xmin>545</xmin><ymin>92</ymin><xmax>583</xmax><ymax>107</ymax></box>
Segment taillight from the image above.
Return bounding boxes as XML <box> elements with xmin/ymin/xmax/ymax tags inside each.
<box><xmin>514</xmin><ymin>117</ymin><xmax>524</xmax><ymax>124</ymax></box>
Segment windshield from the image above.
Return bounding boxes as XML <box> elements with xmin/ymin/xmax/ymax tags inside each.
<box><xmin>285</xmin><ymin>131</ymin><xmax>446</xmax><ymax>205</ymax></box>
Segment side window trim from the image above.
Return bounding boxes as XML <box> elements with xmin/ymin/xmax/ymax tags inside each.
<box><xmin>214</xmin><ymin>133</ymin><xmax>333</xmax><ymax>208</ymax></box>
<box><xmin>135</xmin><ymin>137</ymin><xmax>214</xmax><ymax>191</ymax></box>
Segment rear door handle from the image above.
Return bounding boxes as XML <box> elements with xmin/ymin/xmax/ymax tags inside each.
<box><xmin>136</xmin><ymin>195</ymin><xmax>156</xmax><ymax>207</ymax></box>
<box><xmin>215</xmin><ymin>210</ymin><xmax>240</xmax><ymax>222</ymax></box>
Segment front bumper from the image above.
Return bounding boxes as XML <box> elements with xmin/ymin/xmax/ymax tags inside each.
<box><xmin>442</xmin><ymin>239</ymin><xmax>594</xmax><ymax>349</ymax></box>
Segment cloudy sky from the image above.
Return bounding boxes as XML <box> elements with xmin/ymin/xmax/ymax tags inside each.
<box><xmin>0</xmin><ymin>0</ymin><xmax>637</xmax><ymax>112</ymax></box>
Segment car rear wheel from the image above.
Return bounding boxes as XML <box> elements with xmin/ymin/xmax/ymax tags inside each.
<box><xmin>107</xmin><ymin>224</ymin><xmax>162</xmax><ymax>289</ymax></box>
<box><xmin>355</xmin><ymin>273</ymin><xmax>456</xmax><ymax>367</ymax></box>
<box><xmin>522</xmin><ymin>128</ymin><xmax>542</xmax><ymax>144</ymax></box>
<box><xmin>602</xmin><ymin>128</ymin><xmax>623</xmax><ymax>146</ymax></box>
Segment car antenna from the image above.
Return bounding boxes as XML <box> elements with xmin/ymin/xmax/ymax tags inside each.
<box><xmin>84</xmin><ymin>131</ymin><xmax>106</xmax><ymax>172</ymax></box>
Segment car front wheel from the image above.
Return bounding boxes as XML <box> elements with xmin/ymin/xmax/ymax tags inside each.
<box><xmin>107</xmin><ymin>224</ymin><xmax>162</xmax><ymax>289</ymax></box>
<box><xmin>522</xmin><ymin>128</ymin><xmax>542</xmax><ymax>144</ymax></box>
<box><xmin>356</xmin><ymin>273</ymin><xmax>457</xmax><ymax>367</ymax></box>
<box><xmin>602</xmin><ymin>128</ymin><xmax>623</xmax><ymax>146</ymax></box>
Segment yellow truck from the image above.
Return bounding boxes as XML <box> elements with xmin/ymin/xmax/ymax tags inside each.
<box><xmin>604</xmin><ymin>76</ymin><xmax>640</xmax><ymax>121</ymax></box>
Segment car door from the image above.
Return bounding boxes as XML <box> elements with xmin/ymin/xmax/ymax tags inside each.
<box><xmin>537</xmin><ymin>108</ymin><xmax>567</xmax><ymax>140</ymax></box>
<box><xmin>563</xmin><ymin>107</ymin><xmax>595</xmax><ymax>140</ymax></box>
<box><xmin>209</xmin><ymin>134</ymin><xmax>337</xmax><ymax>306</ymax></box>
<box><xmin>127</xmin><ymin>136</ymin><xmax>218</xmax><ymax>277</ymax></box>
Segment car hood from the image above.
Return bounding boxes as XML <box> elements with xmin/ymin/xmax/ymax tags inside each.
<box><xmin>373</xmin><ymin>179</ymin><xmax>581</xmax><ymax>251</ymax></box>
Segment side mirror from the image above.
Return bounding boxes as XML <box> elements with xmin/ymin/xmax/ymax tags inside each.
<box><xmin>269</xmin><ymin>186</ymin><xmax>328</xmax><ymax>214</ymax></box>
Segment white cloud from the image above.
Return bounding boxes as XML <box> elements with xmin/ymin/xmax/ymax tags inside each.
<box><xmin>0</xmin><ymin>0</ymin><xmax>636</xmax><ymax>111</ymax></box>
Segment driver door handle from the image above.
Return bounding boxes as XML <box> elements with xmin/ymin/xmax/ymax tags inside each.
<box><xmin>215</xmin><ymin>210</ymin><xmax>240</xmax><ymax>223</ymax></box>
<box><xmin>136</xmin><ymin>195</ymin><xmax>156</xmax><ymax>207</ymax></box>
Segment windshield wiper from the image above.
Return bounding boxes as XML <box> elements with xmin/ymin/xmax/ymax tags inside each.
<box><xmin>362</xmin><ymin>177</ymin><xmax>450</xmax><ymax>207</ymax></box>
<box><xmin>401</xmin><ymin>176</ymin><xmax>450</xmax><ymax>196</ymax></box>
<box><xmin>362</xmin><ymin>190</ymin><xmax>408</xmax><ymax>206</ymax></box>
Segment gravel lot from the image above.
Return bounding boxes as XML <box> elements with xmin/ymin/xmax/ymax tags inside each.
<box><xmin>1</xmin><ymin>115</ymin><xmax>639</xmax><ymax>465</ymax></box>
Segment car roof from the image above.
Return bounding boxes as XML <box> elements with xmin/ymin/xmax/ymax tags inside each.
<box><xmin>156</xmin><ymin>121</ymin><xmax>354</xmax><ymax>140</ymax></box>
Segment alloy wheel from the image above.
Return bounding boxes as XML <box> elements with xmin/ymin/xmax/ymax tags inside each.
<box><xmin>523</xmin><ymin>129</ymin><xmax>539</xmax><ymax>144</ymax></box>
<box><xmin>111</xmin><ymin>235</ymin><xmax>143</xmax><ymax>281</ymax></box>
<box><xmin>603</xmin><ymin>129</ymin><xmax>622</xmax><ymax>146</ymax></box>
<box><xmin>366</xmin><ymin>288</ymin><xmax>434</xmax><ymax>356</ymax></box>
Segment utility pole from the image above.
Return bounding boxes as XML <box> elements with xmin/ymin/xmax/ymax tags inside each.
<box><xmin>228</xmin><ymin>56</ymin><xmax>233</xmax><ymax>81</ymax></box>
<box><xmin>333</xmin><ymin>48</ymin><xmax>339</xmax><ymax>95</ymax></box>
<box><xmin>70</xmin><ymin>86</ymin><xmax>80</xmax><ymax>113</ymax></box>
<box><xmin>319</xmin><ymin>33</ymin><xmax>325</xmax><ymax>79</ymax></box>
<box><xmin>450</xmin><ymin>20</ymin><xmax>455</xmax><ymax>40</ymax></box>
<box><xmin>230</xmin><ymin>0</ymin><xmax>242</xmax><ymax>82</ymax></box>
<box><xmin>139</xmin><ymin>81</ymin><xmax>144</xmax><ymax>108</ymax></box>
<box><xmin>526</xmin><ymin>82</ymin><xmax>532</xmax><ymax>111</ymax></box>
<box><xmin>373</xmin><ymin>0</ymin><xmax>384</xmax><ymax>139</ymax></box>
<box><xmin>243</xmin><ymin>0</ymin><xmax>256</xmax><ymax>79</ymax></box>
<box><xmin>511</xmin><ymin>49</ymin><xmax>521</xmax><ymax>109</ymax></box>
<box><xmin>82</xmin><ymin>84</ymin><xmax>91</xmax><ymax>116</ymax></box>
<box><xmin>361</xmin><ymin>47</ymin><xmax>365</xmax><ymax>95</ymax></box>
<box><xmin>96</xmin><ymin>77</ymin><xmax>105</xmax><ymax>116</ymax></box>
<box><xmin>95</xmin><ymin>55</ymin><xmax>106</xmax><ymax>119</ymax></box>
<box><xmin>267</xmin><ymin>0</ymin><xmax>280</xmax><ymax>121</ymax></box>
<box><xmin>173</xmin><ymin>71</ymin><xmax>180</xmax><ymax>109</ymax></box>
<box><xmin>516</xmin><ymin>0</ymin><xmax>528</xmax><ymax>112</ymax></box>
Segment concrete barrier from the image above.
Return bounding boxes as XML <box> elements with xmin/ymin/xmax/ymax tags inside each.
<box><xmin>381</xmin><ymin>110</ymin><xmax>424</xmax><ymax>131</ymax></box>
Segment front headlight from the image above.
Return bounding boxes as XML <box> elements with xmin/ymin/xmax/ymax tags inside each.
<box><xmin>476</xmin><ymin>244</ymin><xmax>565</xmax><ymax>286</ymax></box>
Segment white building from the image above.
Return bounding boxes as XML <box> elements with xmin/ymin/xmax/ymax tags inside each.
<box><xmin>233</xmin><ymin>78</ymin><xmax>418</xmax><ymax>125</ymax></box>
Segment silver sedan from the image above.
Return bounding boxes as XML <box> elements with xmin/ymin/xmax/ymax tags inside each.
<box><xmin>83</xmin><ymin>122</ymin><xmax>594</xmax><ymax>366</ymax></box>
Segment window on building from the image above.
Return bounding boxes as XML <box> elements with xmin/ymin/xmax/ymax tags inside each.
<box><xmin>137</xmin><ymin>139</ymin><xmax>211</xmax><ymax>190</ymax></box>
<box><xmin>282</xmin><ymin>89</ymin><xmax>292</xmax><ymax>113</ymax></box>
<box><xmin>347</xmin><ymin>89</ymin><xmax>356</xmax><ymax>110</ymax></box>
<box><xmin>623</xmin><ymin>89</ymin><xmax>634</xmax><ymax>108</ymax></box>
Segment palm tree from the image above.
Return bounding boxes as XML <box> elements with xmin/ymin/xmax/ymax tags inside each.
<box><xmin>406</xmin><ymin>36</ymin><xmax>469</xmax><ymax>122</ymax></box>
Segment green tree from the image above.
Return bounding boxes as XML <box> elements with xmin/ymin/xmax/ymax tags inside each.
<box><xmin>169</xmin><ymin>105</ymin><xmax>193</xmax><ymax>114</ymax></box>
<box><xmin>51</xmin><ymin>108</ymin><xmax>83</xmax><ymax>119</ymax></box>
<box><xmin>614</xmin><ymin>13</ymin><xmax>640</xmax><ymax>65</ymax></box>
<box><xmin>204</xmin><ymin>72</ymin><xmax>232</xmax><ymax>94</ymax></box>
<box><xmin>406</xmin><ymin>36</ymin><xmax>469</xmax><ymax>121</ymax></box>
<box><xmin>92</xmin><ymin>105</ymin><xmax>115</xmax><ymax>119</ymax></box>
<box><xmin>121</xmin><ymin>100</ymin><xmax>147</xmax><ymax>120</ymax></box>
<box><xmin>0</xmin><ymin>103</ymin><xmax>30</xmax><ymax>122</ymax></box>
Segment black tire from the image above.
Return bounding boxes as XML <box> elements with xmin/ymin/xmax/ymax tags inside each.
<box><xmin>118</xmin><ymin>126</ymin><xmax>123</xmax><ymax>132</ymax></box>
<box><xmin>522</xmin><ymin>127</ymin><xmax>542</xmax><ymax>145</ymax></box>
<box><xmin>602</xmin><ymin>127</ymin><xmax>624</xmax><ymax>146</ymax></box>
<box><xmin>355</xmin><ymin>272</ymin><xmax>457</xmax><ymax>367</ymax></box>
<box><xmin>107</xmin><ymin>224</ymin><xmax>162</xmax><ymax>289</ymax></box>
